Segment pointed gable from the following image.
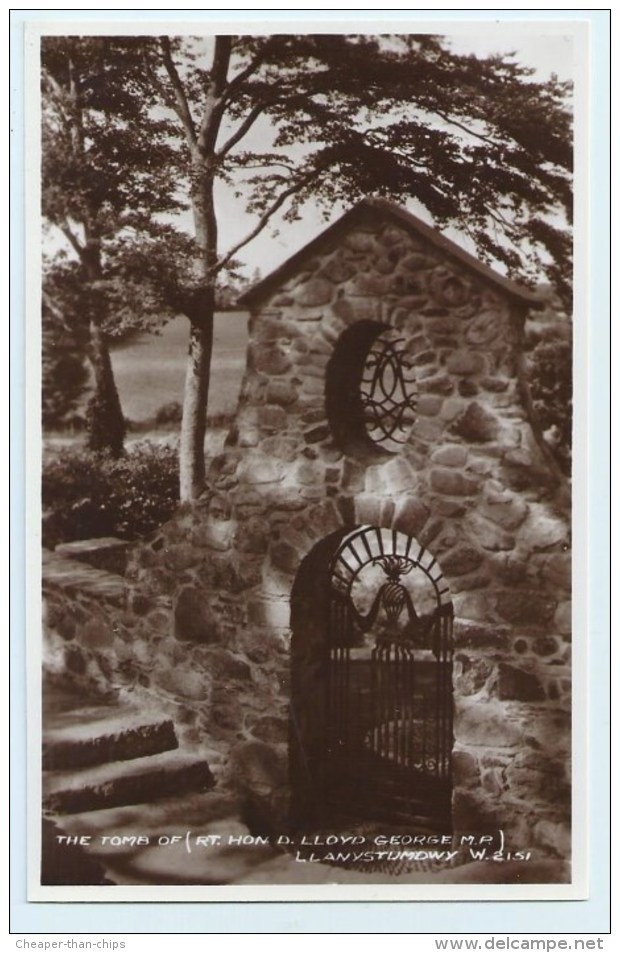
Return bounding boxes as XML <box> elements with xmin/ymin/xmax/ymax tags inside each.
<box><xmin>239</xmin><ymin>197</ymin><xmax>545</xmax><ymax>310</ymax></box>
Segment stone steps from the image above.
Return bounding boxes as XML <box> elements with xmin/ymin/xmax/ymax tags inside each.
<box><xmin>42</xmin><ymin>549</ymin><xmax>126</xmax><ymax>606</ymax></box>
<box><xmin>43</xmin><ymin>708</ymin><xmax>178</xmax><ymax>770</ymax></box>
<box><xmin>109</xmin><ymin>830</ymin><xmax>277</xmax><ymax>886</ymax></box>
<box><xmin>41</xmin><ymin>680</ymin><xmax>228</xmax><ymax>883</ymax></box>
<box><xmin>53</xmin><ymin>537</ymin><xmax>131</xmax><ymax>576</ymax></box>
<box><xmin>44</xmin><ymin>749</ymin><xmax>215</xmax><ymax>815</ymax></box>
<box><xmin>46</xmin><ymin>790</ymin><xmax>246</xmax><ymax>850</ymax></box>
<box><xmin>45</xmin><ymin>785</ymin><xmax>570</xmax><ymax>886</ymax></box>
<box><xmin>46</xmin><ymin>791</ymin><xmax>280</xmax><ymax>886</ymax></box>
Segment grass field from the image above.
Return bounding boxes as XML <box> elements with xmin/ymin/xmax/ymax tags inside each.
<box><xmin>110</xmin><ymin>311</ymin><xmax>248</xmax><ymax>423</ymax></box>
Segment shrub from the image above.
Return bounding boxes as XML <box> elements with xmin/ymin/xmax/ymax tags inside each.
<box><xmin>524</xmin><ymin>303</ymin><xmax>572</xmax><ymax>477</ymax></box>
<box><xmin>154</xmin><ymin>400</ymin><xmax>184</xmax><ymax>426</ymax></box>
<box><xmin>105</xmin><ymin>443</ymin><xmax>180</xmax><ymax>539</ymax></box>
<box><xmin>42</xmin><ymin>442</ymin><xmax>179</xmax><ymax>548</ymax></box>
<box><xmin>526</xmin><ymin>338</ymin><xmax>572</xmax><ymax>476</ymax></box>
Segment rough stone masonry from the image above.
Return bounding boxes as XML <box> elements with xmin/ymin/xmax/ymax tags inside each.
<box><xmin>44</xmin><ymin>198</ymin><xmax>572</xmax><ymax>867</ymax></box>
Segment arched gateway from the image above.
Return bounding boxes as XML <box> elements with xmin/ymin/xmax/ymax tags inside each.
<box><xmin>291</xmin><ymin>525</ymin><xmax>453</xmax><ymax>831</ymax></box>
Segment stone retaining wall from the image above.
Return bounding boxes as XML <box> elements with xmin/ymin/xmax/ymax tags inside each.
<box><xmin>43</xmin><ymin>549</ymin><xmax>289</xmax><ymax>816</ymax></box>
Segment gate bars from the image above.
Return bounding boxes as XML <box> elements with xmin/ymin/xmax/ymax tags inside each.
<box><xmin>324</xmin><ymin>526</ymin><xmax>454</xmax><ymax>827</ymax></box>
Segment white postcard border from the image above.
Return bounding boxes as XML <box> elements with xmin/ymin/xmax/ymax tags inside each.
<box><xmin>12</xmin><ymin>6</ymin><xmax>609</xmax><ymax>929</ymax></box>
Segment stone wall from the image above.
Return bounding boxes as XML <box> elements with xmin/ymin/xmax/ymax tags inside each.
<box><xmin>42</xmin><ymin>546</ymin><xmax>291</xmax><ymax>824</ymax></box>
<box><xmin>47</xmin><ymin>204</ymin><xmax>572</xmax><ymax>863</ymax></box>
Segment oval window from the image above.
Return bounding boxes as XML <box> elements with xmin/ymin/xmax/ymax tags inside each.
<box><xmin>326</xmin><ymin>321</ymin><xmax>418</xmax><ymax>461</ymax></box>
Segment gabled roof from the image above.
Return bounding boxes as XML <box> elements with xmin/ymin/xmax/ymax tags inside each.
<box><xmin>238</xmin><ymin>197</ymin><xmax>545</xmax><ymax>309</ymax></box>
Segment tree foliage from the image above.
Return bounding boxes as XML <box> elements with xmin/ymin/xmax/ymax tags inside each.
<box><xmin>524</xmin><ymin>300</ymin><xmax>572</xmax><ymax>476</ymax></box>
<box><xmin>41</xmin><ymin>290</ymin><xmax>89</xmax><ymax>429</ymax></box>
<box><xmin>143</xmin><ymin>35</ymin><xmax>572</xmax><ymax>289</ymax></box>
<box><xmin>134</xmin><ymin>33</ymin><xmax>572</xmax><ymax>498</ymax></box>
<box><xmin>42</xmin><ymin>33</ymin><xmax>573</xmax><ymax>495</ymax></box>
<box><xmin>41</xmin><ymin>36</ymin><xmax>187</xmax><ymax>452</ymax></box>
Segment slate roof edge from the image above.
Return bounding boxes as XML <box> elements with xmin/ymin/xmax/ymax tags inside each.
<box><xmin>237</xmin><ymin>197</ymin><xmax>546</xmax><ymax>310</ymax></box>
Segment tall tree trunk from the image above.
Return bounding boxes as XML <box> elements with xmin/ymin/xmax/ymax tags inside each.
<box><xmin>86</xmin><ymin>319</ymin><xmax>126</xmax><ymax>457</ymax></box>
<box><xmin>82</xmin><ymin>236</ymin><xmax>125</xmax><ymax>457</ymax></box>
<box><xmin>179</xmin><ymin>313</ymin><xmax>214</xmax><ymax>500</ymax></box>
<box><xmin>179</xmin><ymin>155</ymin><xmax>219</xmax><ymax>500</ymax></box>
<box><xmin>160</xmin><ymin>35</ymin><xmax>232</xmax><ymax>500</ymax></box>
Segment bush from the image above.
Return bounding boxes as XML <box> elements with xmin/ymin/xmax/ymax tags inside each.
<box><xmin>526</xmin><ymin>338</ymin><xmax>572</xmax><ymax>475</ymax></box>
<box><xmin>42</xmin><ymin>442</ymin><xmax>179</xmax><ymax>548</ymax></box>
<box><xmin>524</xmin><ymin>306</ymin><xmax>572</xmax><ymax>477</ymax></box>
<box><xmin>154</xmin><ymin>400</ymin><xmax>184</xmax><ymax>426</ymax></box>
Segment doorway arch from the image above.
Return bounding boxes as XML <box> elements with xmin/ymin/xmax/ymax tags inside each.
<box><xmin>290</xmin><ymin>525</ymin><xmax>454</xmax><ymax>831</ymax></box>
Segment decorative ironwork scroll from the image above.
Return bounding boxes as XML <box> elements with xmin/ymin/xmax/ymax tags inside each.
<box><xmin>325</xmin><ymin>321</ymin><xmax>418</xmax><ymax>460</ymax></box>
<box><xmin>360</xmin><ymin>331</ymin><xmax>418</xmax><ymax>452</ymax></box>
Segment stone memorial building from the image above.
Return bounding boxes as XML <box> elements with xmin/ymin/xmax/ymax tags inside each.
<box><xmin>44</xmin><ymin>198</ymin><xmax>572</xmax><ymax>874</ymax></box>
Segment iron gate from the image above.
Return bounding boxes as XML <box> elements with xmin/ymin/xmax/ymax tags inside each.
<box><xmin>325</xmin><ymin>527</ymin><xmax>454</xmax><ymax>829</ymax></box>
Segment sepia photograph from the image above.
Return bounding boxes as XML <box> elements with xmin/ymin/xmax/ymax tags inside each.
<box><xmin>25</xmin><ymin>18</ymin><xmax>588</xmax><ymax>903</ymax></box>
